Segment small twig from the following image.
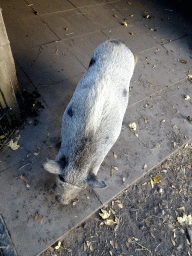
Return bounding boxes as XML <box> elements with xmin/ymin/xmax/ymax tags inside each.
<box><xmin>18</xmin><ymin>163</ymin><xmax>29</xmax><ymax>170</ymax></box>
<box><xmin>134</xmin><ymin>240</ymin><xmax>151</xmax><ymax>253</ymax></box>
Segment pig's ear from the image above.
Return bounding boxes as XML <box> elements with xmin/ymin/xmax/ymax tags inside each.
<box><xmin>86</xmin><ymin>173</ymin><xmax>107</xmax><ymax>188</ymax></box>
<box><xmin>43</xmin><ymin>158</ymin><xmax>62</xmax><ymax>174</ymax></box>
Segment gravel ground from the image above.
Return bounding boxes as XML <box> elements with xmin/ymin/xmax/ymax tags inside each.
<box><xmin>41</xmin><ymin>142</ymin><xmax>192</xmax><ymax>256</ymax></box>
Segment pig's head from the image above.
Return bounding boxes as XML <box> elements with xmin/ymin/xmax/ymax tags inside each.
<box><xmin>43</xmin><ymin>159</ymin><xmax>107</xmax><ymax>205</ymax></box>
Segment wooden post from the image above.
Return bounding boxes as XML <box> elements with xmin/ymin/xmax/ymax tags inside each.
<box><xmin>0</xmin><ymin>8</ymin><xmax>20</xmax><ymax>122</ymax></box>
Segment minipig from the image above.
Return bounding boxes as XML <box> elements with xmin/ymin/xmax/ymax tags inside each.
<box><xmin>43</xmin><ymin>39</ymin><xmax>135</xmax><ymax>204</ymax></box>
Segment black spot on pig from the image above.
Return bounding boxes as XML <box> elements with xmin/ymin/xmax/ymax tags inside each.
<box><xmin>59</xmin><ymin>156</ymin><xmax>68</xmax><ymax>169</ymax></box>
<box><xmin>58</xmin><ymin>174</ymin><xmax>65</xmax><ymax>182</ymax></box>
<box><xmin>123</xmin><ymin>89</ymin><xmax>128</xmax><ymax>97</ymax></box>
<box><xmin>67</xmin><ymin>107</ymin><xmax>73</xmax><ymax>117</ymax></box>
<box><xmin>89</xmin><ymin>58</ymin><xmax>96</xmax><ymax>68</ymax></box>
<box><xmin>110</xmin><ymin>39</ymin><xmax>121</xmax><ymax>45</ymax></box>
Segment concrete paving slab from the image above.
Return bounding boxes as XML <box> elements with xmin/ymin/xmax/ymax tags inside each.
<box><xmin>160</xmin><ymin>79</ymin><xmax>192</xmax><ymax>139</ymax></box>
<box><xmin>15</xmin><ymin>41</ymin><xmax>86</xmax><ymax>87</ymax></box>
<box><xmin>78</xmin><ymin>3</ymin><xmax>125</xmax><ymax>30</ymax></box>
<box><xmin>69</xmin><ymin>0</ymin><xmax>118</xmax><ymax>8</ymax></box>
<box><xmin>111</xmin><ymin>0</ymin><xmax>191</xmax><ymax>44</ymax></box>
<box><xmin>0</xmin><ymin>0</ymin><xmax>35</xmax><ymax>21</ymax></box>
<box><xmin>27</xmin><ymin>0</ymin><xmax>75</xmax><ymax>15</ymax></box>
<box><xmin>40</xmin><ymin>9</ymin><xmax>98</xmax><ymax>40</ymax></box>
<box><xmin>129</xmin><ymin>45</ymin><xmax>189</xmax><ymax>106</ymax></box>
<box><xmin>36</xmin><ymin>74</ymin><xmax>84</xmax><ymax>121</ymax></box>
<box><xmin>101</xmin><ymin>25</ymin><xmax>157</xmax><ymax>54</ymax></box>
<box><xmin>62</xmin><ymin>31</ymin><xmax>108</xmax><ymax>68</ymax></box>
<box><xmin>4</xmin><ymin>16</ymin><xmax>59</xmax><ymax>53</ymax></box>
<box><xmin>0</xmin><ymin>152</ymin><xmax>102</xmax><ymax>256</ymax></box>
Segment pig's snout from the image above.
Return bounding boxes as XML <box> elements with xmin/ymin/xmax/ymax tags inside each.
<box><xmin>55</xmin><ymin>195</ymin><xmax>70</xmax><ymax>205</ymax></box>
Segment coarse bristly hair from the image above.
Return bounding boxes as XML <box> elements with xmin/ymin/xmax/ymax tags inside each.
<box><xmin>44</xmin><ymin>39</ymin><xmax>135</xmax><ymax>204</ymax></box>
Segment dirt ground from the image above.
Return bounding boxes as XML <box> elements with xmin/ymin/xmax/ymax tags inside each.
<box><xmin>41</xmin><ymin>142</ymin><xmax>192</xmax><ymax>256</ymax></box>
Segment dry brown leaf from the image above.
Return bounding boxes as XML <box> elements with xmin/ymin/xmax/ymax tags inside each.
<box><xmin>19</xmin><ymin>175</ymin><xmax>30</xmax><ymax>188</ymax></box>
<box><xmin>113</xmin><ymin>152</ymin><xmax>117</xmax><ymax>159</ymax></box>
<box><xmin>112</xmin><ymin>166</ymin><xmax>118</xmax><ymax>171</ymax></box>
<box><xmin>55</xmin><ymin>241</ymin><xmax>61</xmax><ymax>250</ymax></box>
<box><xmin>7</xmin><ymin>140</ymin><xmax>20</xmax><ymax>150</ymax></box>
<box><xmin>188</xmin><ymin>74</ymin><xmax>192</xmax><ymax>82</ymax></box>
<box><xmin>115</xmin><ymin>200</ymin><xmax>123</xmax><ymax>209</ymax></box>
<box><xmin>171</xmin><ymin>237</ymin><xmax>176</xmax><ymax>246</ymax></box>
<box><xmin>41</xmin><ymin>216</ymin><xmax>45</xmax><ymax>224</ymax></box>
<box><xmin>104</xmin><ymin>219</ymin><xmax>117</xmax><ymax>225</ymax></box>
<box><xmin>180</xmin><ymin>60</ymin><xmax>188</xmax><ymax>64</ymax></box>
<box><xmin>177</xmin><ymin>214</ymin><xmax>192</xmax><ymax>225</ymax></box>
<box><xmin>99</xmin><ymin>209</ymin><xmax>110</xmax><ymax>219</ymax></box>
<box><xmin>153</xmin><ymin>176</ymin><xmax>161</xmax><ymax>183</ymax></box>
<box><xmin>34</xmin><ymin>213</ymin><xmax>40</xmax><ymax>222</ymax></box>
<box><xmin>122</xmin><ymin>22</ymin><xmax>127</xmax><ymax>27</ymax></box>
<box><xmin>128</xmin><ymin>122</ymin><xmax>137</xmax><ymax>130</ymax></box>
<box><xmin>86</xmin><ymin>241</ymin><xmax>93</xmax><ymax>251</ymax></box>
<box><xmin>150</xmin><ymin>178</ymin><xmax>154</xmax><ymax>188</ymax></box>
<box><xmin>72</xmin><ymin>199</ymin><xmax>79</xmax><ymax>206</ymax></box>
<box><xmin>185</xmin><ymin>95</ymin><xmax>191</xmax><ymax>100</ymax></box>
<box><xmin>143</xmin><ymin>164</ymin><xmax>147</xmax><ymax>169</ymax></box>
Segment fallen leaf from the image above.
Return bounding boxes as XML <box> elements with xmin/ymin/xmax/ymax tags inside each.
<box><xmin>113</xmin><ymin>14</ymin><xmax>118</xmax><ymax>18</ymax></box>
<box><xmin>112</xmin><ymin>166</ymin><xmax>118</xmax><ymax>171</ymax></box>
<box><xmin>33</xmin><ymin>152</ymin><xmax>39</xmax><ymax>156</ymax></box>
<box><xmin>127</xmin><ymin>1</ymin><xmax>131</xmax><ymax>4</ymax></box>
<box><xmin>0</xmin><ymin>135</ymin><xmax>6</xmax><ymax>139</ymax></box>
<box><xmin>134</xmin><ymin>132</ymin><xmax>138</xmax><ymax>137</ymax></box>
<box><xmin>161</xmin><ymin>119</ymin><xmax>166</xmax><ymax>123</ymax></box>
<box><xmin>177</xmin><ymin>206</ymin><xmax>185</xmax><ymax>211</ymax></box>
<box><xmin>86</xmin><ymin>241</ymin><xmax>93</xmax><ymax>251</ymax></box>
<box><xmin>177</xmin><ymin>214</ymin><xmax>192</xmax><ymax>225</ymax></box>
<box><xmin>180</xmin><ymin>60</ymin><xmax>188</xmax><ymax>64</ymax></box>
<box><xmin>110</xmin><ymin>208</ymin><xmax>116</xmax><ymax>214</ymax></box>
<box><xmin>110</xmin><ymin>240</ymin><xmax>115</xmax><ymax>248</ymax></box>
<box><xmin>55</xmin><ymin>241</ymin><xmax>61</xmax><ymax>250</ymax></box>
<box><xmin>129</xmin><ymin>14</ymin><xmax>134</xmax><ymax>17</ymax></box>
<box><xmin>34</xmin><ymin>213</ymin><xmax>40</xmax><ymax>222</ymax></box>
<box><xmin>128</xmin><ymin>122</ymin><xmax>137</xmax><ymax>131</ymax></box>
<box><xmin>18</xmin><ymin>175</ymin><xmax>30</xmax><ymax>188</ymax></box>
<box><xmin>41</xmin><ymin>216</ymin><xmax>45</xmax><ymax>224</ymax></box>
<box><xmin>99</xmin><ymin>209</ymin><xmax>110</xmax><ymax>219</ymax></box>
<box><xmin>144</xmin><ymin>118</ymin><xmax>148</xmax><ymax>123</ymax></box>
<box><xmin>113</xmin><ymin>152</ymin><xmax>117</xmax><ymax>159</ymax></box>
<box><xmin>84</xmin><ymin>194</ymin><xmax>90</xmax><ymax>199</ymax></box>
<box><xmin>122</xmin><ymin>177</ymin><xmax>126</xmax><ymax>184</ymax></box>
<box><xmin>150</xmin><ymin>84</ymin><xmax>156</xmax><ymax>87</ymax></box>
<box><xmin>143</xmin><ymin>164</ymin><xmax>147</xmax><ymax>169</ymax></box>
<box><xmin>122</xmin><ymin>22</ymin><xmax>127</xmax><ymax>27</ymax></box>
<box><xmin>185</xmin><ymin>94</ymin><xmax>191</xmax><ymax>100</ymax></box>
<box><xmin>130</xmin><ymin>32</ymin><xmax>134</xmax><ymax>36</ymax></box>
<box><xmin>187</xmin><ymin>116</ymin><xmax>192</xmax><ymax>122</ymax></box>
<box><xmin>72</xmin><ymin>199</ymin><xmax>79</xmax><ymax>206</ymax></box>
<box><xmin>150</xmin><ymin>178</ymin><xmax>154</xmax><ymax>188</ymax></box>
<box><xmin>153</xmin><ymin>176</ymin><xmax>161</xmax><ymax>183</ymax></box>
<box><xmin>188</xmin><ymin>74</ymin><xmax>192</xmax><ymax>82</ymax></box>
<box><xmin>104</xmin><ymin>219</ymin><xmax>117</xmax><ymax>225</ymax></box>
<box><xmin>7</xmin><ymin>140</ymin><xmax>20</xmax><ymax>150</ymax></box>
<box><xmin>171</xmin><ymin>237</ymin><xmax>176</xmax><ymax>246</ymax></box>
<box><xmin>115</xmin><ymin>200</ymin><xmax>123</xmax><ymax>208</ymax></box>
